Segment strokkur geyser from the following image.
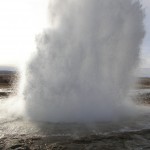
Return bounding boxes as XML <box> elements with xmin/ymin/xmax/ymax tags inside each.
<box><xmin>25</xmin><ymin>0</ymin><xmax>145</xmax><ymax>122</ymax></box>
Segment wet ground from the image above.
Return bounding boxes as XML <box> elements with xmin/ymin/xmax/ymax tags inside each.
<box><xmin>0</xmin><ymin>89</ymin><xmax>150</xmax><ymax>149</ymax></box>
<box><xmin>1</xmin><ymin>121</ymin><xmax>150</xmax><ymax>149</ymax></box>
<box><xmin>1</xmin><ymin>128</ymin><xmax>150</xmax><ymax>150</ymax></box>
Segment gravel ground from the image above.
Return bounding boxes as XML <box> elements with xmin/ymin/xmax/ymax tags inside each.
<box><xmin>1</xmin><ymin>129</ymin><xmax>150</xmax><ymax>150</ymax></box>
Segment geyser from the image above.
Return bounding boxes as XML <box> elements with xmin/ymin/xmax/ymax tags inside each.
<box><xmin>25</xmin><ymin>0</ymin><xmax>145</xmax><ymax>122</ymax></box>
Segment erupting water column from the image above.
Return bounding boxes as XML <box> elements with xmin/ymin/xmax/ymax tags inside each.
<box><xmin>25</xmin><ymin>0</ymin><xmax>145</xmax><ymax>122</ymax></box>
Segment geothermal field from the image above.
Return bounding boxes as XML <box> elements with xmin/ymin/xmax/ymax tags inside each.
<box><xmin>0</xmin><ymin>0</ymin><xmax>150</xmax><ymax>149</ymax></box>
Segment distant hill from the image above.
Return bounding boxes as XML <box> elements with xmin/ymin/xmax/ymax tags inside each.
<box><xmin>0</xmin><ymin>66</ymin><xmax>17</xmax><ymax>71</ymax></box>
<box><xmin>0</xmin><ymin>70</ymin><xmax>16</xmax><ymax>75</ymax></box>
<box><xmin>0</xmin><ymin>66</ymin><xmax>17</xmax><ymax>75</ymax></box>
<box><xmin>138</xmin><ymin>68</ymin><xmax>150</xmax><ymax>77</ymax></box>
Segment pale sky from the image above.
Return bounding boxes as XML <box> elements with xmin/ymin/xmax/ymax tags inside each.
<box><xmin>0</xmin><ymin>0</ymin><xmax>149</xmax><ymax>68</ymax></box>
<box><xmin>140</xmin><ymin>0</ymin><xmax>150</xmax><ymax>68</ymax></box>
<box><xmin>0</xmin><ymin>0</ymin><xmax>49</xmax><ymax>67</ymax></box>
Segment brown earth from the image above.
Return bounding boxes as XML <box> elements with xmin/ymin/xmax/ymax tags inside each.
<box><xmin>137</xmin><ymin>77</ymin><xmax>150</xmax><ymax>89</ymax></box>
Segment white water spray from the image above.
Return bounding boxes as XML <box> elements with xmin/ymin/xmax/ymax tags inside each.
<box><xmin>25</xmin><ymin>0</ymin><xmax>145</xmax><ymax>122</ymax></box>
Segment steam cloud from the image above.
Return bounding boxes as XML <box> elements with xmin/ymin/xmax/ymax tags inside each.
<box><xmin>24</xmin><ymin>0</ymin><xmax>145</xmax><ymax>122</ymax></box>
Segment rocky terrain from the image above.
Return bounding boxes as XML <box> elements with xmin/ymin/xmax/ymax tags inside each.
<box><xmin>1</xmin><ymin>129</ymin><xmax>150</xmax><ymax>150</ymax></box>
<box><xmin>134</xmin><ymin>93</ymin><xmax>150</xmax><ymax>105</ymax></box>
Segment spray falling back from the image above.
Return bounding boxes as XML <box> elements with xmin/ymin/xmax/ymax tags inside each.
<box><xmin>25</xmin><ymin>0</ymin><xmax>145</xmax><ymax>122</ymax></box>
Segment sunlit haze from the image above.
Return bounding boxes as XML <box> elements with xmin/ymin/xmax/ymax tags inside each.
<box><xmin>0</xmin><ymin>0</ymin><xmax>49</xmax><ymax>67</ymax></box>
<box><xmin>0</xmin><ymin>0</ymin><xmax>149</xmax><ymax>68</ymax></box>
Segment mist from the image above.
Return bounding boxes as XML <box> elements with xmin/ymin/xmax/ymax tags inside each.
<box><xmin>24</xmin><ymin>0</ymin><xmax>145</xmax><ymax>122</ymax></box>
